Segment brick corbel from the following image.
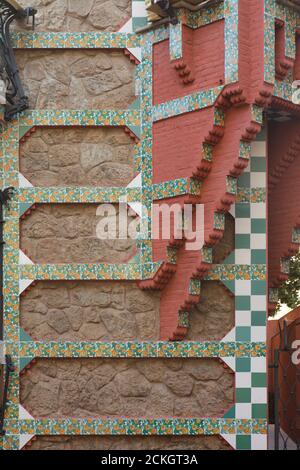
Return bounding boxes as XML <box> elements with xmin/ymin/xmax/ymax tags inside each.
<box><xmin>275</xmin><ymin>19</ymin><xmax>294</xmax><ymax>81</ymax></box>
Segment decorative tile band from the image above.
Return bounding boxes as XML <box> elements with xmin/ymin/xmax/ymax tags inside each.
<box><xmin>19</xmin><ymin>263</ymin><xmax>162</xmax><ymax>281</ymax></box>
<box><xmin>18</xmin><ymin>109</ymin><xmax>141</xmax><ymax>128</ymax></box>
<box><xmin>152</xmin><ymin>87</ymin><xmax>223</xmax><ymax>122</ymax></box>
<box><xmin>6</xmin><ymin>341</ymin><xmax>267</xmax><ymax>359</ymax></box>
<box><xmin>11</xmin><ymin>32</ymin><xmax>141</xmax><ymax>49</ymax></box>
<box><xmin>18</xmin><ymin>187</ymin><xmax>142</xmax><ymax>204</ymax></box>
<box><xmin>204</xmin><ymin>264</ymin><xmax>266</xmax><ymax>281</ymax></box>
<box><xmin>153</xmin><ymin>178</ymin><xmax>189</xmax><ymax>200</ymax></box>
<box><xmin>237</xmin><ymin>188</ymin><xmax>266</xmax><ymax>203</ymax></box>
<box><xmin>3</xmin><ymin>418</ymin><xmax>267</xmax><ymax>436</ymax></box>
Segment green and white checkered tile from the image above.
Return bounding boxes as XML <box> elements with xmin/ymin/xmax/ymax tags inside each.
<box><xmin>119</xmin><ymin>1</ymin><xmax>149</xmax><ymax>61</ymax></box>
<box><xmin>221</xmin><ymin>130</ymin><xmax>267</xmax><ymax>450</ymax></box>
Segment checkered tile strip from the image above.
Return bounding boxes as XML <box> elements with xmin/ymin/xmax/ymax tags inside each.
<box><xmin>221</xmin><ymin>130</ymin><xmax>267</xmax><ymax>450</ymax></box>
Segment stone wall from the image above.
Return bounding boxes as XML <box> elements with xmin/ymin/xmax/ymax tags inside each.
<box><xmin>187</xmin><ymin>282</ymin><xmax>235</xmax><ymax>341</ymax></box>
<box><xmin>20</xmin><ymin>127</ymin><xmax>135</xmax><ymax>187</ymax></box>
<box><xmin>20</xmin><ymin>281</ymin><xmax>160</xmax><ymax>341</ymax></box>
<box><xmin>26</xmin><ymin>435</ymin><xmax>230</xmax><ymax>450</ymax></box>
<box><xmin>20</xmin><ymin>204</ymin><xmax>136</xmax><ymax>264</ymax></box>
<box><xmin>15</xmin><ymin>0</ymin><xmax>131</xmax><ymax>32</ymax></box>
<box><xmin>15</xmin><ymin>50</ymin><xmax>135</xmax><ymax>109</ymax></box>
<box><xmin>213</xmin><ymin>212</ymin><xmax>235</xmax><ymax>263</ymax></box>
<box><xmin>21</xmin><ymin>358</ymin><xmax>234</xmax><ymax>418</ymax></box>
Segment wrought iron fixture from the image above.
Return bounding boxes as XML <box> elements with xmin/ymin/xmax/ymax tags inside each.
<box><xmin>0</xmin><ymin>0</ymin><xmax>37</xmax><ymax>120</ymax></box>
<box><xmin>152</xmin><ymin>0</ymin><xmax>178</xmax><ymax>24</ymax></box>
<box><xmin>0</xmin><ymin>187</ymin><xmax>14</xmax><ymax>436</ymax></box>
<box><xmin>0</xmin><ymin>354</ymin><xmax>13</xmax><ymax>436</ymax></box>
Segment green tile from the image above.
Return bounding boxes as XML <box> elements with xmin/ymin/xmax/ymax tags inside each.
<box><xmin>256</xmin><ymin>130</ymin><xmax>266</xmax><ymax>142</ymax></box>
<box><xmin>251</xmin><ymin>281</ymin><xmax>266</xmax><ymax>295</ymax></box>
<box><xmin>236</xmin><ymin>296</ymin><xmax>251</xmax><ymax>310</ymax></box>
<box><xmin>251</xmin><ymin>311</ymin><xmax>266</xmax><ymax>326</ymax></box>
<box><xmin>236</xmin><ymin>326</ymin><xmax>251</xmax><ymax>341</ymax></box>
<box><xmin>252</xmin><ymin>373</ymin><xmax>267</xmax><ymax>388</ymax></box>
<box><xmin>238</xmin><ymin>173</ymin><xmax>250</xmax><ymax>189</ymax></box>
<box><xmin>235</xmin><ymin>203</ymin><xmax>250</xmax><ymax>218</ymax></box>
<box><xmin>236</xmin><ymin>234</ymin><xmax>250</xmax><ymax>249</ymax></box>
<box><xmin>252</xmin><ymin>404</ymin><xmax>267</xmax><ymax>419</ymax></box>
<box><xmin>132</xmin><ymin>17</ymin><xmax>148</xmax><ymax>30</ymax></box>
<box><xmin>236</xmin><ymin>388</ymin><xmax>251</xmax><ymax>403</ymax></box>
<box><xmin>222</xmin><ymin>405</ymin><xmax>235</xmax><ymax>418</ymax></box>
<box><xmin>251</xmin><ymin>250</ymin><xmax>266</xmax><ymax>264</ymax></box>
<box><xmin>236</xmin><ymin>358</ymin><xmax>251</xmax><ymax>372</ymax></box>
<box><xmin>251</xmin><ymin>219</ymin><xmax>266</xmax><ymax>234</ymax></box>
<box><xmin>236</xmin><ymin>435</ymin><xmax>251</xmax><ymax>450</ymax></box>
<box><xmin>251</xmin><ymin>157</ymin><xmax>266</xmax><ymax>172</ymax></box>
<box><xmin>222</xmin><ymin>280</ymin><xmax>235</xmax><ymax>294</ymax></box>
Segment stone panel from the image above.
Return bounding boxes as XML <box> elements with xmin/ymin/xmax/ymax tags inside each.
<box><xmin>21</xmin><ymin>281</ymin><xmax>160</xmax><ymax>341</ymax></box>
<box><xmin>15</xmin><ymin>0</ymin><xmax>131</xmax><ymax>32</ymax></box>
<box><xmin>15</xmin><ymin>50</ymin><xmax>135</xmax><ymax>109</ymax></box>
<box><xmin>20</xmin><ymin>204</ymin><xmax>137</xmax><ymax>264</ymax></box>
<box><xmin>26</xmin><ymin>435</ymin><xmax>230</xmax><ymax>450</ymax></box>
<box><xmin>187</xmin><ymin>282</ymin><xmax>235</xmax><ymax>341</ymax></box>
<box><xmin>20</xmin><ymin>127</ymin><xmax>135</xmax><ymax>187</ymax></box>
<box><xmin>21</xmin><ymin>358</ymin><xmax>234</xmax><ymax>418</ymax></box>
<box><xmin>213</xmin><ymin>212</ymin><xmax>235</xmax><ymax>264</ymax></box>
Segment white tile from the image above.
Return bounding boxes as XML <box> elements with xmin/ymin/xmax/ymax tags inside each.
<box><xmin>250</xmin><ymin>202</ymin><xmax>266</xmax><ymax>219</ymax></box>
<box><xmin>251</xmin><ymin>141</ymin><xmax>266</xmax><ymax>157</ymax></box>
<box><xmin>251</xmin><ymin>357</ymin><xmax>267</xmax><ymax>372</ymax></box>
<box><xmin>229</xmin><ymin>205</ymin><xmax>235</xmax><ymax>217</ymax></box>
<box><xmin>19</xmin><ymin>405</ymin><xmax>34</xmax><ymax>420</ymax></box>
<box><xmin>221</xmin><ymin>328</ymin><xmax>236</xmax><ymax>342</ymax></box>
<box><xmin>19</xmin><ymin>250</ymin><xmax>34</xmax><ymax>265</ymax></box>
<box><xmin>19</xmin><ymin>279</ymin><xmax>34</xmax><ymax>295</ymax></box>
<box><xmin>236</xmin><ymin>372</ymin><xmax>252</xmax><ymax>388</ymax></box>
<box><xmin>235</xmin><ymin>310</ymin><xmax>251</xmax><ymax>326</ymax></box>
<box><xmin>251</xmin><ymin>326</ymin><xmax>267</xmax><ymax>342</ymax></box>
<box><xmin>119</xmin><ymin>18</ymin><xmax>132</xmax><ymax>33</ymax></box>
<box><xmin>235</xmin><ymin>403</ymin><xmax>252</xmax><ymax>419</ymax></box>
<box><xmin>127</xmin><ymin>47</ymin><xmax>141</xmax><ymax>62</ymax></box>
<box><xmin>235</xmin><ymin>280</ymin><xmax>251</xmax><ymax>295</ymax></box>
<box><xmin>235</xmin><ymin>249</ymin><xmax>251</xmax><ymax>264</ymax></box>
<box><xmin>251</xmin><ymin>295</ymin><xmax>266</xmax><ymax>311</ymax></box>
<box><xmin>132</xmin><ymin>2</ymin><xmax>147</xmax><ymax>16</ymax></box>
<box><xmin>221</xmin><ymin>357</ymin><xmax>236</xmax><ymax>372</ymax></box>
<box><xmin>19</xmin><ymin>173</ymin><xmax>33</xmax><ymax>188</ymax></box>
<box><xmin>252</xmin><ymin>387</ymin><xmax>267</xmax><ymax>404</ymax></box>
<box><xmin>250</xmin><ymin>234</ymin><xmax>266</xmax><ymax>249</ymax></box>
<box><xmin>221</xmin><ymin>434</ymin><xmax>236</xmax><ymax>450</ymax></box>
<box><xmin>235</xmin><ymin>219</ymin><xmax>251</xmax><ymax>234</ymax></box>
<box><xmin>250</xmin><ymin>172</ymin><xmax>266</xmax><ymax>188</ymax></box>
<box><xmin>19</xmin><ymin>435</ymin><xmax>35</xmax><ymax>450</ymax></box>
<box><xmin>252</xmin><ymin>434</ymin><xmax>267</xmax><ymax>450</ymax></box>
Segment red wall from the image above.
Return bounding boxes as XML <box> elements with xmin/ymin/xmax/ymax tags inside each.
<box><xmin>153</xmin><ymin>22</ymin><xmax>225</xmax><ymax>105</ymax></box>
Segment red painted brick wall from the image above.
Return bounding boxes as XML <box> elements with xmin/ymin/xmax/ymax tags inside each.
<box><xmin>153</xmin><ymin>22</ymin><xmax>225</xmax><ymax>105</ymax></box>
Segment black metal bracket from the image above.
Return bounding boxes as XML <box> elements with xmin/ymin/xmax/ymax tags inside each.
<box><xmin>0</xmin><ymin>187</ymin><xmax>14</xmax><ymax>435</ymax></box>
<box><xmin>0</xmin><ymin>186</ymin><xmax>14</xmax><ymax>207</ymax></box>
<box><xmin>152</xmin><ymin>0</ymin><xmax>178</xmax><ymax>25</ymax></box>
<box><xmin>0</xmin><ymin>354</ymin><xmax>14</xmax><ymax>436</ymax></box>
<box><xmin>0</xmin><ymin>1</ymin><xmax>37</xmax><ymax>120</ymax></box>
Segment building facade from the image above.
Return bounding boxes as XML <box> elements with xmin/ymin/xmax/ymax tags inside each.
<box><xmin>0</xmin><ymin>0</ymin><xmax>299</xmax><ymax>451</ymax></box>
